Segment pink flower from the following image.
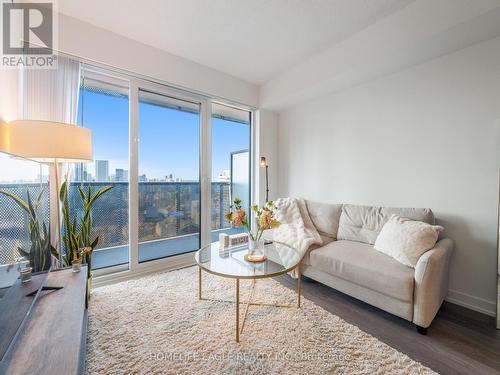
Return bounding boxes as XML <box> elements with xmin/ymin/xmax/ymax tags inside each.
<box><xmin>232</xmin><ymin>209</ymin><xmax>246</xmax><ymax>227</ymax></box>
<box><xmin>258</xmin><ymin>210</ymin><xmax>273</xmax><ymax>230</ymax></box>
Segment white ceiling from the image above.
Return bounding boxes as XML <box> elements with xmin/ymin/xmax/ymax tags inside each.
<box><xmin>58</xmin><ymin>0</ymin><xmax>414</xmax><ymax>84</ymax></box>
<box><xmin>260</xmin><ymin>0</ymin><xmax>500</xmax><ymax>110</ymax></box>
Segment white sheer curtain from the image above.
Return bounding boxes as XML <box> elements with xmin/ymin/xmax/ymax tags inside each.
<box><xmin>22</xmin><ymin>56</ymin><xmax>81</xmax><ymax>251</ymax></box>
<box><xmin>23</xmin><ymin>56</ymin><xmax>81</xmax><ymax>123</ymax></box>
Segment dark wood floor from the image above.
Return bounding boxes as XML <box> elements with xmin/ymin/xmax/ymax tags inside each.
<box><xmin>277</xmin><ymin>275</ymin><xmax>500</xmax><ymax>375</ymax></box>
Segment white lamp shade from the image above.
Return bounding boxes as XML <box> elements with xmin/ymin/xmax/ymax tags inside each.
<box><xmin>0</xmin><ymin>120</ymin><xmax>93</xmax><ymax>163</ymax></box>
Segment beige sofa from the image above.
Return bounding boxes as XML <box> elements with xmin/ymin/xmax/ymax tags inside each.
<box><xmin>267</xmin><ymin>201</ymin><xmax>454</xmax><ymax>334</ymax></box>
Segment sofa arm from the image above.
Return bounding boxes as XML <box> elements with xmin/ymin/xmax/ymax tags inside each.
<box><xmin>413</xmin><ymin>238</ymin><xmax>454</xmax><ymax>328</ymax></box>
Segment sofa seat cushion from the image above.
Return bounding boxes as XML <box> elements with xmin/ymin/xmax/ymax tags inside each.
<box><xmin>302</xmin><ymin>235</ymin><xmax>334</xmax><ymax>266</ymax></box>
<box><xmin>309</xmin><ymin>240</ymin><xmax>415</xmax><ymax>302</ymax></box>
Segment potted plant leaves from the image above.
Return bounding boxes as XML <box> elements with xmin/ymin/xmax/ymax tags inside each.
<box><xmin>0</xmin><ymin>189</ymin><xmax>57</xmax><ymax>274</ymax></box>
<box><xmin>59</xmin><ymin>180</ymin><xmax>113</xmax><ymax>300</ymax></box>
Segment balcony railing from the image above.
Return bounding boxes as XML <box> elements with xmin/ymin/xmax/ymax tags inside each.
<box><xmin>0</xmin><ymin>181</ymin><xmax>233</xmax><ymax>265</ymax></box>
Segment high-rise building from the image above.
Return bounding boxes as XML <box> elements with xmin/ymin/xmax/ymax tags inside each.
<box><xmin>217</xmin><ymin>170</ymin><xmax>230</xmax><ymax>182</ymax></box>
<box><xmin>115</xmin><ymin>168</ymin><xmax>129</xmax><ymax>182</ymax></box>
<box><xmin>95</xmin><ymin>160</ymin><xmax>109</xmax><ymax>181</ymax></box>
<box><xmin>74</xmin><ymin>164</ymin><xmax>89</xmax><ymax>181</ymax></box>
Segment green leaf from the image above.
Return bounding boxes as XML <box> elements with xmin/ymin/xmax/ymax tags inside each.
<box><xmin>59</xmin><ymin>180</ymin><xmax>67</xmax><ymax>202</ymax></box>
<box><xmin>0</xmin><ymin>190</ymin><xmax>30</xmax><ymax>214</ymax></box>
<box><xmin>87</xmin><ymin>185</ymin><xmax>113</xmax><ymax>210</ymax></box>
<box><xmin>78</xmin><ymin>184</ymin><xmax>86</xmax><ymax>204</ymax></box>
<box><xmin>90</xmin><ymin>236</ymin><xmax>99</xmax><ymax>250</ymax></box>
<box><xmin>35</xmin><ymin>189</ymin><xmax>44</xmax><ymax>209</ymax></box>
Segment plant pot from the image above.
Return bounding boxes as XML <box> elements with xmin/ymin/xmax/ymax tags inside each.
<box><xmin>72</xmin><ymin>259</ymin><xmax>82</xmax><ymax>273</ymax></box>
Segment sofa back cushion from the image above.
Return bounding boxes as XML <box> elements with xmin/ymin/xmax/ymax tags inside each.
<box><xmin>337</xmin><ymin>204</ymin><xmax>435</xmax><ymax>245</ymax></box>
<box><xmin>305</xmin><ymin>200</ymin><xmax>343</xmax><ymax>239</ymax></box>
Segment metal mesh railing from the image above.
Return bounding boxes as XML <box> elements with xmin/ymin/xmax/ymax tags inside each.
<box><xmin>67</xmin><ymin>182</ymin><xmax>129</xmax><ymax>250</ymax></box>
<box><xmin>0</xmin><ymin>182</ymin><xmax>231</xmax><ymax>262</ymax></box>
<box><xmin>0</xmin><ymin>183</ymin><xmax>50</xmax><ymax>264</ymax></box>
<box><xmin>137</xmin><ymin>182</ymin><xmax>231</xmax><ymax>243</ymax></box>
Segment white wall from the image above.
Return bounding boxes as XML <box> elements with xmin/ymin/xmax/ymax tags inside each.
<box><xmin>254</xmin><ymin>110</ymin><xmax>279</xmax><ymax>206</ymax></box>
<box><xmin>277</xmin><ymin>36</ymin><xmax>500</xmax><ymax>315</ymax></box>
<box><xmin>58</xmin><ymin>14</ymin><xmax>258</xmax><ymax>107</ymax></box>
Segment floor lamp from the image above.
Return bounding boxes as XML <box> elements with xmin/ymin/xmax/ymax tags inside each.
<box><xmin>0</xmin><ymin>120</ymin><xmax>93</xmax><ymax>267</ymax></box>
<box><xmin>260</xmin><ymin>157</ymin><xmax>269</xmax><ymax>203</ymax></box>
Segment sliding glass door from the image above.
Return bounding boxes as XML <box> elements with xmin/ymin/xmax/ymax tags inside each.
<box><xmin>210</xmin><ymin>103</ymin><xmax>251</xmax><ymax>243</ymax></box>
<box><xmin>138</xmin><ymin>90</ymin><xmax>201</xmax><ymax>262</ymax></box>
<box><xmin>74</xmin><ymin>64</ymin><xmax>252</xmax><ymax>276</ymax></box>
<box><xmin>74</xmin><ymin>73</ymin><xmax>130</xmax><ymax>272</ymax></box>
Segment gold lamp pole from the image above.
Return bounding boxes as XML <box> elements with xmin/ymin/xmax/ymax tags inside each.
<box><xmin>260</xmin><ymin>157</ymin><xmax>269</xmax><ymax>203</ymax></box>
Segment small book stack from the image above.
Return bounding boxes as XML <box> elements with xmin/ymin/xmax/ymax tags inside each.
<box><xmin>219</xmin><ymin>232</ymin><xmax>249</xmax><ymax>250</ymax></box>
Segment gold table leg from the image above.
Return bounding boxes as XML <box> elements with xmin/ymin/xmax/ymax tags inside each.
<box><xmin>199</xmin><ymin>269</ymin><xmax>301</xmax><ymax>343</ymax></box>
<box><xmin>240</xmin><ymin>279</ymin><xmax>256</xmax><ymax>335</ymax></box>
<box><xmin>236</xmin><ymin>278</ymin><xmax>240</xmax><ymax>342</ymax></box>
<box><xmin>297</xmin><ymin>265</ymin><xmax>301</xmax><ymax>308</ymax></box>
<box><xmin>198</xmin><ymin>266</ymin><xmax>202</xmax><ymax>300</ymax></box>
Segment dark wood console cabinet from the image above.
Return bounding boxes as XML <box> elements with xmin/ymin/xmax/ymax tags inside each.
<box><xmin>0</xmin><ymin>267</ymin><xmax>88</xmax><ymax>375</ymax></box>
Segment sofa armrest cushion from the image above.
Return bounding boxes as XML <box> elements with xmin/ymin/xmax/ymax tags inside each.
<box><xmin>413</xmin><ymin>238</ymin><xmax>454</xmax><ymax>327</ymax></box>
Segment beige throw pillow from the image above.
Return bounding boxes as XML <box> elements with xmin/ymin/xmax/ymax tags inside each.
<box><xmin>374</xmin><ymin>215</ymin><xmax>444</xmax><ymax>268</ymax></box>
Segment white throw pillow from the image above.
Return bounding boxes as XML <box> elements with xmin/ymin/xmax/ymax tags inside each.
<box><xmin>374</xmin><ymin>215</ymin><xmax>444</xmax><ymax>268</ymax></box>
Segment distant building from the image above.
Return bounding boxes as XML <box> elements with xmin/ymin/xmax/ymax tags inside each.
<box><xmin>191</xmin><ymin>200</ymin><xmax>200</xmax><ymax>225</ymax></box>
<box><xmin>74</xmin><ymin>164</ymin><xmax>93</xmax><ymax>181</ymax></box>
<box><xmin>139</xmin><ymin>174</ymin><xmax>147</xmax><ymax>182</ymax></box>
<box><xmin>115</xmin><ymin>168</ymin><xmax>128</xmax><ymax>181</ymax></box>
<box><xmin>217</xmin><ymin>170</ymin><xmax>230</xmax><ymax>182</ymax></box>
<box><xmin>74</xmin><ymin>164</ymin><xmax>86</xmax><ymax>181</ymax></box>
<box><xmin>95</xmin><ymin>160</ymin><xmax>109</xmax><ymax>181</ymax></box>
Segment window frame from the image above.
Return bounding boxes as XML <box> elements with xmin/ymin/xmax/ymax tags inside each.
<box><xmin>74</xmin><ymin>63</ymin><xmax>255</xmax><ymax>284</ymax></box>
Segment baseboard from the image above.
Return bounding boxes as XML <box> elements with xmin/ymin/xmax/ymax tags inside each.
<box><xmin>446</xmin><ymin>289</ymin><xmax>496</xmax><ymax>317</ymax></box>
<box><xmin>93</xmin><ymin>253</ymin><xmax>196</xmax><ymax>288</ymax></box>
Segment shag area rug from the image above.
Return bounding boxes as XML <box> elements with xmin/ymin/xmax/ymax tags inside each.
<box><xmin>86</xmin><ymin>266</ymin><xmax>436</xmax><ymax>375</ymax></box>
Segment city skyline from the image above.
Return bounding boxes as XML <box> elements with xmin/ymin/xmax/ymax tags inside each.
<box><xmin>81</xmin><ymin>88</ymin><xmax>250</xmax><ymax>182</ymax></box>
<box><xmin>0</xmin><ymin>155</ymin><xmax>236</xmax><ymax>184</ymax></box>
<box><xmin>73</xmin><ymin>161</ymin><xmax>232</xmax><ymax>183</ymax></box>
<box><xmin>0</xmin><ymin>88</ymin><xmax>250</xmax><ymax>183</ymax></box>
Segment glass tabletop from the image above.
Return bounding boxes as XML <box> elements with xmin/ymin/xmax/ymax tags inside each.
<box><xmin>195</xmin><ymin>241</ymin><xmax>301</xmax><ymax>279</ymax></box>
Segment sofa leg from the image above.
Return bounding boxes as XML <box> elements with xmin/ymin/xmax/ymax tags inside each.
<box><xmin>416</xmin><ymin>325</ymin><xmax>427</xmax><ymax>335</ymax></box>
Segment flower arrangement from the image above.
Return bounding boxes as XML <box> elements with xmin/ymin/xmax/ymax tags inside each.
<box><xmin>224</xmin><ymin>198</ymin><xmax>280</xmax><ymax>241</ymax></box>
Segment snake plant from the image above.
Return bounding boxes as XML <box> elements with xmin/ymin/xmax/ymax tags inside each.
<box><xmin>0</xmin><ymin>189</ymin><xmax>57</xmax><ymax>273</ymax></box>
<box><xmin>59</xmin><ymin>180</ymin><xmax>113</xmax><ymax>270</ymax></box>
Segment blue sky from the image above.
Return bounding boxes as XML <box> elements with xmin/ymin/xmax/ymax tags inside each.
<box><xmin>77</xmin><ymin>89</ymin><xmax>250</xmax><ymax>181</ymax></box>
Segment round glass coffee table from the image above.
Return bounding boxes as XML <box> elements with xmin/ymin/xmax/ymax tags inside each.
<box><xmin>195</xmin><ymin>241</ymin><xmax>302</xmax><ymax>342</ymax></box>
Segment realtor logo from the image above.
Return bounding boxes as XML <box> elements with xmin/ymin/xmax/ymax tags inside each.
<box><xmin>1</xmin><ymin>0</ymin><xmax>58</xmax><ymax>68</ymax></box>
